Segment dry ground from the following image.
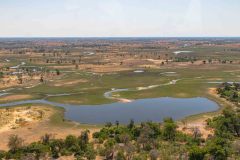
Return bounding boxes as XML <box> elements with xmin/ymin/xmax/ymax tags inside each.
<box><xmin>0</xmin><ymin>94</ymin><xmax>33</xmax><ymax>103</ymax></box>
<box><xmin>0</xmin><ymin>105</ymin><xmax>99</xmax><ymax>150</ymax></box>
<box><xmin>178</xmin><ymin>88</ymin><xmax>224</xmax><ymax>139</ymax></box>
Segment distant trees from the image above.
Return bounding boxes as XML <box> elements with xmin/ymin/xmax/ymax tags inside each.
<box><xmin>0</xmin><ymin>72</ymin><xmax>3</xmax><ymax>78</ymax></box>
<box><xmin>75</xmin><ymin>64</ymin><xmax>79</xmax><ymax>70</ymax></box>
<box><xmin>55</xmin><ymin>69</ymin><xmax>60</xmax><ymax>75</ymax></box>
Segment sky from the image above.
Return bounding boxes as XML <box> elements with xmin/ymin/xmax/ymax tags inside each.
<box><xmin>0</xmin><ymin>0</ymin><xmax>240</xmax><ymax>37</ymax></box>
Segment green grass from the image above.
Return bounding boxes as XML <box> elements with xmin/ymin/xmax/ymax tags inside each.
<box><xmin>5</xmin><ymin>64</ymin><xmax>240</xmax><ymax>106</ymax></box>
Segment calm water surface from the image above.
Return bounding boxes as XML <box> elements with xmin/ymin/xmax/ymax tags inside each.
<box><xmin>0</xmin><ymin>97</ymin><xmax>219</xmax><ymax>124</ymax></box>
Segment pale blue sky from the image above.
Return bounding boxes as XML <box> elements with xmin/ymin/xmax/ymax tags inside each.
<box><xmin>0</xmin><ymin>0</ymin><xmax>240</xmax><ymax>37</ymax></box>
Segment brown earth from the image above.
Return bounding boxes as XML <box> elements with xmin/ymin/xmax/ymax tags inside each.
<box><xmin>0</xmin><ymin>105</ymin><xmax>99</xmax><ymax>151</ymax></box>
<box><xmin>0</xmin><ymin>94</ymin><xmax>33</xmax><ymax>103</ymax></box>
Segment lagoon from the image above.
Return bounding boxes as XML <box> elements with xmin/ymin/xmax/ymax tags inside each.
<box><xmin>0</xmin><ymin>97</ymin><xmax>219</xmax><ymax>124</ymax></box>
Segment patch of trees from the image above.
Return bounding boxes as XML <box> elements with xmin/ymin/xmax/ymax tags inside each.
<box><xmin>174</xmin><ymin>56</ymin><xmax>197</xmax><ymax>63</ymax></box>
<box><xmin>217</xmin><ymin>82</ymin><xmax>240</xmax><ymax>103</ymax></box>
<box><xmin>0</xmin><ymin>130</ymin><xmax>95</xmax><ymax>160</ymax></box>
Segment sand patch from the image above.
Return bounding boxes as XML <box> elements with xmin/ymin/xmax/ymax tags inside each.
<box><xmin>147</xmin><ymin>59</ymin><xmax>165</xmax><ymax>64</ymax></box>
<box><xmin>0</xmin><ymin>106</ymin><xmax>53</xmax><ymax>133</ymax></box>
<box><xmin>0</xmin><ymin>94</ymin><xmax>32</xmax><ymax>102</ymax></box>
<box><xmin>208</xmin><ymin>88</ymin><xmax>218</xmax><ymax>95</ymax></box>
<box><xmin>50</xmin><ymin>65</ymin><xmax>76</xmax><ymax>69</ymax></box>
<box><xmin>64</xmin><ymin>100</ymin><xmax>83</xmax><ymax>104</ymax></box>
<box><xmin>80</xmin><ymin>64</ymin><xmax>131</xmax><ymax>73</ymax></box>
<box><xmin>176</xmin><ymin>93</ymin><xmax>188</xmax><ymax>97</ymax></box>
<box><xmin>53</xmin><ymin>79</ymin><xmax>88</xmax><ymax>87</ymax></box>
<box><xmin>178</xmin><ymin>116</ymin><xmax>214</xmax><ymax>139</ymax></box>
<box><xmin>207</xmin><ymin>78</ymin><xmax>223</xmax><ymax>81</ymax></box>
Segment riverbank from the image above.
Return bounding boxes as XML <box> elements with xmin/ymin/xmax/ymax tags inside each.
<box><xmin>177</xmin><ymin>87</ymin><xmax>236</xmax><ymax>138</ymax></box>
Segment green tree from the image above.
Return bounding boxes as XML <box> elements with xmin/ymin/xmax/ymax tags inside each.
<box><xmin>188</xmin><ymin>146</ymin><xmax>206</xmax><ymax>160</ymax></box>
<box><xmin>162</xmin><ymin>118</ymin><xmax>177</xmax><ymax>141</ymax></box>
<box><xmin>65</xmin><ymin>135</ymin><xmax>80</xmax><ymax>153</ymax></box>
<box><xmin>0</xmin><ymin>72</ymin><xmax>3</xmax><ymax>78</ymax></box>
<box><xmin>128</xmin><ymin>119</ymin><xmax>135</xmax><ymax>130</ymax></box>
<box><xmin>205</xmin><ymin>137</ymin><xmax>230</xmax><ymax>160</ymax></box>
<box><xmin>85</xmin><ymin>144</ymin><xmax>96</xmax><ymax>160</ymax></box>
<box><xmin>49</xmin><ymin>139</ymin><xmax>64</xmax><ymax>158</ymax></box>
<box><xmin>55</xmin><ymin>69</ymin><xmax>60</xmax><ymax>75</ymax></box>
<box><xmin>41</xmin><ymin>133</ymin><xmax>52</xmax><ymax>145</ymax></box>
<box><xmin>79</xmin><ymin>130</ymin><xmax>90</xmax><ymax>150</ymax></box>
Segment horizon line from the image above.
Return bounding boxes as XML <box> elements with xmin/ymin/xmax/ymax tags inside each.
<box><xmin>1</xmin><ymin>36</ymin><xmax>240</xmax><ymax>39</ymax></box>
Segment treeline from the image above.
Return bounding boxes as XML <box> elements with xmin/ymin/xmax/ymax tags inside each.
<box><xmin>0</xmin><ymin>108</ymin><xmax>239</xmax><ymax>160</ymax></box>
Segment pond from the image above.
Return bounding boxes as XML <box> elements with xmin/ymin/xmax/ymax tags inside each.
<box><xmin>0</xmin><ymin>97</ymin><xmax>219</xmax><ymax>124</ymax></box>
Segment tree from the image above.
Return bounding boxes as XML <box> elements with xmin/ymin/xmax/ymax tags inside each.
<box><xmin>162</xmin><ymin>118</ymin><xmax>177</xmax><ymax>141</ymax></box>
<box><xmin>41</xmin><ymin>133</ymin><xmax>53</xmax><ymax>145</ymax></box>
<box><xmin>85</xmin><ymin>144</ymin><xmax>96</xmax><ymax>160</ymax></box>
<box><xmin>75</xmin><ymin>64</ymin><xmax>79</xmax><ymax>70</ymax></box>
<box><xmin>55</xmin><ymin>69</ymin><xmax>60</xmax><ymax>75</ymax></box>
<box><xmin>105</xmin><ymin>122</ymin><xmax>113</xmax><ymax>128</ymax></box>
<box><xmin>209</xmin><ymin>109</ymin><xmax>240</xmax><ymax>138</ymax></box>
<box><xmin>208</xmin><ymin>59</ymin><xmax>212</xmax><ymax>64</ymax></box>
<box><xmin>17</xmin><ymin>74</ymin><xmax>23</xmax><ymax>84</ymax></box>
<box><xmin>116</xmin><ymin>150</ymin><xmax>126</xmax><ymax>160</ymax></box>
<box><xmin>119</xmin><ymin>133</ymin><xmax>131</xmax><ymax>144</ymax></box>
<box><xmin>127</xmin><ymin>119</ymin><xmax>135</xmax><ymax>130</ymax></box>
<box><xmin>115</xmin><ymin>120</ymin><xmax>120</xmax><ymax>128</ymax></box>
<box><xmin>137</xmin><ymin>125</ymin><xmax>155</xmax><ymax>150</ymax></box>
<box><xmin>0</xmin><ymin>72</ymin><xmax>3</xmax><ymax>78</ymax></box>
<box><xmin>79</xmin><ymin>130</ymin><xmax>90</xmax><ymax>150</ymax></box>
<box><xmin>103</xmin><ymin>139</ymin><xmax>116</xmax><ymax>160</ymax></box>
<box><xmin>26</xmin><ymin>142</ymin><xmax>50</xmax><ymax>159</ymax></box>
<box><xmin>188</xmin><ymin>146</ymin><xmax>206</xmax><ymax>160</ymax></box>
<box><xmin>40</xmin><ymin>75</ymin><xmax>44</xmax><ymax>83</ymax></box>
<box><xmin>8</xmin><ymin>135</ymin><xmax>24</xmax><ymax>152</ymax></box>
<box><xmin>0</xmin><ymin>151</ymin><xmax>6</xmax><ymax>159</ymax></box>
<box><xmin>49</xmin><ymin>139</ymin><xmax>64</xmax><ymax>158</ymax></box>
<box><xmin>205</xmin><ymin>137</ymin><xmax>230</xmax><ymax>160</ymax></box>
<box><xmin>65</xmin><ymin>135</ymin><xmax>79</xmax><ymax>153</ymax></box>
<box><xmin>192</xmin><ymin>127</ymin><xmax>202</xmax><ymax>140</ymax></box>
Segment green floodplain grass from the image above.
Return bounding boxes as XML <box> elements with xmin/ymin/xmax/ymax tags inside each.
<box><xmin>3</xmin><ymin>64</ymin><xmax>240</xmax><ymax>106</ymax></box>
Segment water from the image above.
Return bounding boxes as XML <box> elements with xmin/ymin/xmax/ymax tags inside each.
<box><xmin>0</xmin><ymin>97</ymin><xmax>219</xmax><ymax>124</ymax></box>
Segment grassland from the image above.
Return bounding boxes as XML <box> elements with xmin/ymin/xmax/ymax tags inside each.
<box><xmin>1</xmin><ymin>38</ymin><xmax>240</xmax><ymax>151</ymax></box>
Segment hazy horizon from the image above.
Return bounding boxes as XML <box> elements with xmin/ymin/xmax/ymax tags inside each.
<box><xmin>1</xmin><ymin>0</ymin><xmax>240</xmax><ymax>37</ymax></box>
